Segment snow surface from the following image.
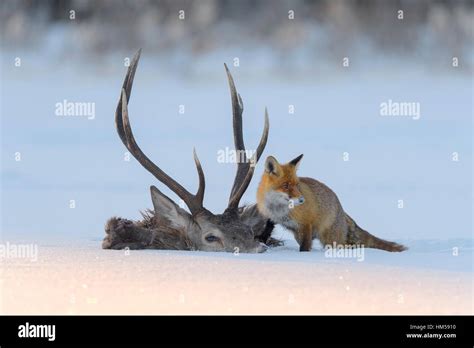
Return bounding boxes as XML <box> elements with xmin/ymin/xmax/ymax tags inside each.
<box><xmin>1</xmin><ymin>53</ymin><xmax>472</xmax><ymax>243</ymax></box>
<box><xmin>1</xmin><ymin>232</ymin><xmax>472</xmax><ymax>314</ymax></box>
<box><xmin>1</xmin><ymin>49</ymin><xmax>472</xmax><ymax>314</ymax></box>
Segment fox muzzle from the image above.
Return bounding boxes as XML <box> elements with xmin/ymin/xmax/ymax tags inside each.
<box><xmin>289</xmin><ymin>196</ymin><xmax>305</xmax><ymax>207</ymax></box>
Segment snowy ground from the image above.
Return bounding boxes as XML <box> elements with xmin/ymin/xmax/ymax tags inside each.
<box><xmin>1</xmin><ymin>49</ymin><xmax>472</xmax><ymax>314</ymax></box>
<box><xmin>0</xmin><ymin>229</ymin><xmax>472</xmax><ymax>315</ymax></box>
<box><xmin>1</xmin><ymin>52</ymin><xmax>472</xmax><ymax>244</ymax></box>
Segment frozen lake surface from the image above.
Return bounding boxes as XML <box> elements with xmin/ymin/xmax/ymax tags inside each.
<box><xmin>1</xmin><ymin>234</ymin><xmax>471</xmax><ymax>314</ymax></box>
<box><xmin>1</xmin><ymin>52</ymin><xmax>472</xmax><ymax>314</ymax></box>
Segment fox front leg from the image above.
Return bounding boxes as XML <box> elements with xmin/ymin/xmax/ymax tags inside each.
<box><xmin>297</xmin><ymin>225</ymin><xmax>313</xmax><ymax>252</ymax></box>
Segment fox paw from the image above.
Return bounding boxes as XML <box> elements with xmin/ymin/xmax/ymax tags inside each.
<box><xmin>103</xmin><ymin>217</ymin><xmax>145</xmax><ymax>250</ymax></box>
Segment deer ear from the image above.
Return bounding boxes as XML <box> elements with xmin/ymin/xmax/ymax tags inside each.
<box><xmin>265</xmin><ymin>156</ymin><xmax>281</xmax><ymax>176</ymax></box>
<box><xmin>150</xmin><ymin>186</ymin><xmax>192</xmax><ymax>229</ymax></box>
<box><xmin>289</xmin><ymin>154</ymin><xmax>303</xmax><ymax>170</ymax></box>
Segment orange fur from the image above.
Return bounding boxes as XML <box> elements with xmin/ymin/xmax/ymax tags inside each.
<box><xmin>257</xmin><ymin>155</ymin><xmax>407</xmax><ymax>252</ymax></box>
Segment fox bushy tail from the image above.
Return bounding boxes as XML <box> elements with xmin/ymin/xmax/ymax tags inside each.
<box><xmin>345</xmin><ymin>214</ymin><xmax>407</xmax><ymax>252</ymax></box>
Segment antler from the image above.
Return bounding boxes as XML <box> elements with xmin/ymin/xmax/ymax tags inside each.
<box><xmin>116</xmin><ymin>49</ymin><xmax>206</xmax><ymax>215</ymax></box>
<box><xmin>224</xmin><ymin>64</ymin><xmax>269</xmax><ymax>210</ymax></box>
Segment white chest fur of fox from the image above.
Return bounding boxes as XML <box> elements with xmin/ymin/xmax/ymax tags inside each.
<box><xmin>260</xmin><ymin>191</ymin><xmax>298</xmax><ymax>230</ymax></box>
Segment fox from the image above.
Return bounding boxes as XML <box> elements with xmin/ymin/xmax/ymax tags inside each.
<box><xmin>257</xmin><ymin>154</ymin><xmax>407</xmax><ymax>252</ymax></box>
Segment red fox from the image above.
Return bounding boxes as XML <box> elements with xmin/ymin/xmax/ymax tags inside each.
<box><xmin>257</xmin><ymin>155</ymin><xmax>407</xmax><ymax>252</ymax></box>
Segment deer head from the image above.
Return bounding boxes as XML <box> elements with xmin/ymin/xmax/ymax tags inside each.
<box><xmin>103</xmin><ymin>49</ymin><xmax>274</xmax><ymax>253</ymax></box>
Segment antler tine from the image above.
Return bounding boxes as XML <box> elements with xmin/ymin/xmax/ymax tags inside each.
<box><xmin>115</xmin><ymin>49</ymin><xmax>141</xmax><ymax>146</ymax></box>
<box><xmin>227</xmin><ymin>153</ymin><xmax>257</xmax><ymax>210</ymax></box>
<box><xmin>224</xmin><ymin>63</ymin><xmax>249</xmax><ymax>202</ymax></box>
<box><xmin>224</xmin><ymin>63</ymin><xmax>246</xmax><ymax>153</ymax></box>
<box><xmin>193</xmin><ymin>147</ymin><xmax>205</xmax><ymax>207</ymax></box>
<box><xmin>227</xmin><ymin>109</ymin><xmax>268</xmax><ymax>210</ymax></box>
<box><xmin>116</xmin><ymin>50</ymin><xmax>205</xmax><ymax>215</ymax></box>
<box><xmin>224</xmin><ymin>64</ymin><xmax>270</xmax><ymax>210</ymax></box>
<box><xmin>256</xmin><ymin>108</ymin><xmax>270</xmax><ymax>161</ymax></box>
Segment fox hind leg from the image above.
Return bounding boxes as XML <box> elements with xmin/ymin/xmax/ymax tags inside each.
<box><xmin>318</xmin><ymin>222</ymin><xmax>347</xmax><ymax>248</ymax></box>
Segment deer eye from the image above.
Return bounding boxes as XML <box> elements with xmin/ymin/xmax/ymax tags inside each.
<box><xmin>205</xmin><ymin>235</ymin><xmax>220</xmax><ymax>243</ymax></box>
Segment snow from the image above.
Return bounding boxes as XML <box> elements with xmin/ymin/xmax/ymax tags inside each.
<box><xmin>1</xmin><ymin>232</ymin><xmax>471</xmax><ymax>314</ymax></box>
<box><xmin>1</xmin><ymin>49</ymin><xmax>472</xmax><ymax>314</ymax></box>
<box><xmin>1</xmin><ymin>52</ymin><xmax>472</xmax><ymax>243</ymax></box>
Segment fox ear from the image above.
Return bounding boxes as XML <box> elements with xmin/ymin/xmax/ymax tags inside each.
<box><xmin>289</xmin><ymin>154</ymin><xmax>304</xmax><ymax>170</ymax></box>
<box><xmin>265</xmin><ymin>156</ymin><xmax>281</xmax><ymax>176</ymax></box>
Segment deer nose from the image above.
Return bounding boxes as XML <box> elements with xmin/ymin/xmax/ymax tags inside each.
<box><xmin>257</xmin><ymin>242</ymin><xmax>268</xmax><ymax>253</ymax></box>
